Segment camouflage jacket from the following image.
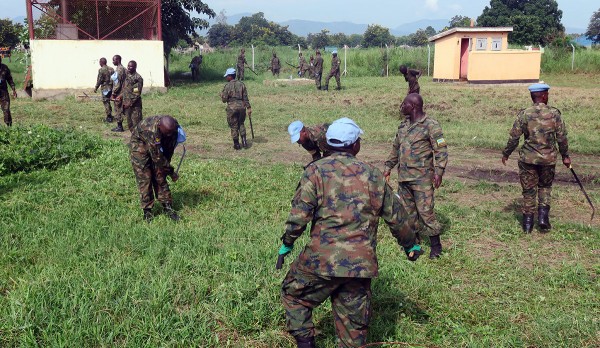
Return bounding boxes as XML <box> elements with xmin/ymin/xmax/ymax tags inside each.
<box><xmin>112</xmin><ymin>64</ymin><xmax>126</xmax><ymax>96</ymax></box>
<box><xmin>190</xmin><ymin>55</ymin><xmax>202</xmax><ymax>68</ymax></box>
<box><xmin>282</xmin><ymin>151</ymin><xmax>416</xmax><ymax>278</ymax></box>
<box><xmin>299</xmin><ymin>56</ymin><xmax>307</xmax><ymax>69</ymax></box>
<box><xmin>130</xmin><ymin>116</ymin><xmax>178</xmax><ymax>175</ymax></box>
<box><xmin>330</xmin><ymin>56</ymin><xmax>340</xmax><ymax>73</ymax></box>
<box><xmin>221</xmin><ymin>80</ymin><xmax>251</xmax><ymax>110</ymax></box>
<box><xmin>404</xmin><ymin>69</ymin><xmax>421</xmax><ymax>94</ymax></box>
<box><xmin>95</xmin><ymin>65</ymin><xmax>114</xmax><ymax>91</ymax></box>
<box><xmin>502</xmin><ymin>103</ymin><xmax>569</xmax><ymax>165</ymax></box>
<box><xmin>301</xmin><ymin>123</ymin><xmax>331</xmax><ymax>160</ymax></box>
<box><xmin>271</xmin><ymin>57</ymin><xmax>280</xmax><ymax>70</ymax></box>
<box><xmin>385</xmin><ymin>114</ymin><xmax>448</xmax><ymax>182</ymax></box>
<box><xmin>237</xmin><ymin>53</ymin><xmax>246</xmax><ymax>67</ymax></box>
<box><xmin>0</xmin><ymin>64</ymin><xmax>15</xmax><ymax>91</ymax></box>
<box><xmin>122</xmin><ymin>71</ymin><xmax>143</xmax><ymax>102</ymax></box>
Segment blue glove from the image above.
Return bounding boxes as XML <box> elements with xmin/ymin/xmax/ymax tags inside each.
<box><xmin>278</xmin><ymin>244</ymin><xmax>293</xmax><ymax>256</ymax></box>
<box><xmin>403</xmin><ymin>245</ymin><xmax>423</xmax><ymax>262</ymax></box>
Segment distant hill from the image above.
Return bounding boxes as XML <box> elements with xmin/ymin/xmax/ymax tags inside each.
<box><xmin>392</xmin><ymin>19</ymin><xmax>448</xmax><ymax>36</ymax></box>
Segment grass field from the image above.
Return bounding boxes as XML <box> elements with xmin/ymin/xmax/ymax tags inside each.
<box><xmin>1</xmin><ymin>52</ymin><xmax>599</xmax><ymax>347</ymax></box>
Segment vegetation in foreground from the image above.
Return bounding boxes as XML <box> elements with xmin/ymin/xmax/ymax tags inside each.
<box><xmin>1</xmin><ymin>55</ymin><xmax>599</xmax><ymax>347</ymax></box>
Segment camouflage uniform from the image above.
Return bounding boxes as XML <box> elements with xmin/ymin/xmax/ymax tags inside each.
<box><xmin>325</xmin><ymin>55</ymin><xmax>341</xmax><ymax>90</ymax></box>
<box><xmin>385</xmin><ymin>115</ymin><xmax>448</xmax><ymax>237</ymax></box>
<box><xmin>190</xmin><ymin>55</ymin><xmax>202</xmax><ymax>81</ymax></box>
<box><xmin>112</xmin><ymin>64</ymin><xmax>127</xmax><ymax>124</ymax></box>
<box><xmin>298</xmin><ymin>55</ymin><xmax>308</xmax><ymax>77</ymax></box>
<box><xmin>403</xmin><ymin>69</ymin><xmax>421</xmax><ymax>95</ymax></box>
<box><xmin>95</xmin><ymin>65</ymin><xmax>114</xmax><ymax>118</ymax></box>
<box><xmin>502</xmin><ymin>103</ymin><xmax>569</xmax><ymax>214</ymax></box>
<box><xmin>122</xmin><ymin>71</ymin><xmax>144</xmax><ymax>132</ymax></box>
<box><xmin>271</xmin><ymin>56</ymin><xmax>281</xmax><ymax>77</ymax></box>
<box><xmin>220</xmin><ymin>79</ymin><xmax>251</xmax><ymax>141</ymax></box>
<box><xmin>237</xmin><ymin>51</ymin><xmax>247</xmax><ymax>81</ymax></box>
<box><xmin>301</xmin><ymin>123</ymin><xmax>330</xmax><ymax>161</ymax></box>
<box><xmin>0</xmin><ymin>63</ymin><xmax>16</xmax><ymax>126</ymax></box>
<box><xmin>314</xmin><ymin>54</ymin><xmax>324</xmax><ymax>90</ymax></box>
<box><xmin>281</xmin><ymin>151</ymin><xmax>417</xmax><ymax>348</ymax></box>
<box><xmin>129</xmin><ymin>115</ymin><xmax>178</xmax><ymax>209</ymax></box>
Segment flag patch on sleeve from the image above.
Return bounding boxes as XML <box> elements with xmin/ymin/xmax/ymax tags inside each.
<box><xmin>436</xmin><ymin>138</ymin><xmax>447</xmax><ymax>147</ymax></box>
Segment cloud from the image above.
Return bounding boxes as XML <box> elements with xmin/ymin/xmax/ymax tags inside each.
<box><xmin>425</xmin><ymin>0</ymin><xmax>439</xmax><ymax>11</ymax></box>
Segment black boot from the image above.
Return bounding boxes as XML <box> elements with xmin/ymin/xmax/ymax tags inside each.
<box><xmin>111</xmin><ymin>122</ymin><xmax>124</xmax><ymax>132</ymax></box>
<box><xmin>162</xmin><ymin>203</ymin><xmax>180</xmax><ymax>221</ymax></box>
<box><xmin>295</xmin><ymin>336</ymin><xmax>316</xmax><ymax>348</ymax></box>
<box><xmin>241</xmin><ymin>135</ymin><xmax>248</xmax><ymax>149</ymax></box>
<box><xmin>143</xmin><ymin>208</ymin><xmax>153</xmax><ymax>223</ymax></box>
<box><xmin>538</xmin><ymin>206</ymin><xmax>551</xmax><ymax>232</ymax></box>
<box><xmin>429</xmin><ymin>234</ymin><xmax>442</xmax><ymax>259</ymax></box>
<box><xmin>323</xmin><ymin>85</ymin><xmax>328</xmax><ymax>91</ymax></box>
<box><xmin>233</xmin><ymin>139</ymin><xmax>241</xmax><ymax>150</ymax></box>
<box><xmin>104</xmin><ymin>116</ymin><xmax>114</xmax><ymax>123</ymax></box>
<box><xmin>522</xmin><ymin>213</ymin><xmax>534</xmax><ymax>233</ymax></box>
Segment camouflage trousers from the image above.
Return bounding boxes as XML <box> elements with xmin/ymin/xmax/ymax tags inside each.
<box><xmin>191</xmin><ymin>66</ymin><xmax>200</xmax><ymax>81</ymax></box>
<box><xmin>272</xmin><ymin>68</ymin><xmax>280</xmax><ymax>77</ymax></box>
<box><xmin>518</xmin><ymin>161</ymin><xmax>555</xmax><ymax>214</ymax></box>
<box><xmin>130</xmin><ymin>142</ymin><xmax>172</xmax><ymax>209</ymax></box>
<box><xmin>325</xmin><ymin>71</ymin><xmax>341</xmax><ymax>89</ymax></box>
<box><xmin>314</xmin><ymin>72</ymin><xmax>322</xmax><ymax>89</ymax></box>
<box><xmin>237</xmin><ymin>64</ymin><xmax>245</xmax><ymax>81</ymax></box>
<box><xmin>101</xmin><ymin>92</ymin><xmax>112</xmax><ymax>118</ymax></box>
<box><xmin>1</xmin><ymin>89</ymin><xmax>12</xmax><ymax>126</ymax></box>
<box><xmin>124</xmin><ymin>98</ymin><xmax>143</xmax><ymax>133</ymax></box>
<box><xmin>281</xmin><ymin>264</ymin><xmax>372</xmax><ymax>348</ymax></box>
<box><xmin>398</xmin><ymin>181</ymin><xmax>442</xmax><ymax>237</ymax></box>
<box><xmin>113</xmin><ymin>98</ymin><xmax>124</xmax><ymax>123</ymax></box>
<box><xmin>226</xmin><ymin>107</ymin><xmax>246</xmax><ymax>141</ymax></box>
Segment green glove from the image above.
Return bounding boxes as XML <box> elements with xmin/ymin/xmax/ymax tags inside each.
<box><xmin>404</xmin><ymin>244</ymin><xmax>423</xmax><ymax>262</ymax></box>
<box><xmin>278</xmin><ymin>244</ymin><xmax>293</xmax><ymax>256</ymax></box>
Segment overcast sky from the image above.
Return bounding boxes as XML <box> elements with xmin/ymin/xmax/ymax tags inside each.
<box><xmin>2</xmin><ymin>0</ymin><xmax>597</xmax><ymax>31</ymax></box>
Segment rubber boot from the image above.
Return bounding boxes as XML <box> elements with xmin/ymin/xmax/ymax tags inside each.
<box><xmin>522</xmin><ymin>213</ymin><xmax>534</xmax><ymax>233</ymax></box>
<box><xmin>241</xmin><ymin>135</ymin><xmax>248</xmax><ymax>149</ymax></box>
<box><xmin>295</xmin><ymin>336</ymin><xmax>316</xmax><ymax>348</ymax></box>
<box><xmin>104</xmin><ymin>116</ymin><xmax>114</xmax><ymax>123</ymax></box>
<box><xmin>233</xmin><ymin>139</ymin><xmax>241</xmax><ymax>150</ymax></box>
<box><xmin>538</xmin><ymin>206</ymin><xmax>551</xmax><ymax>232</ymax></box>
<box><xmin>143</xmin><ymin>208</ymin><xmax>153</xmax><ymax>223</ymax></box>
<box><xmin>162</xmin><ymin>203</ymin><xmax>180</xmax><ymax>221</ymax></box>
<box><xmin>111</xmin><ymin>122</ymin><xmax>124</xmax><ymax>132</ymax></box>
<box><xmin>429</xmin><ymin>234</ymin><xmax>442</xmax><ymax>259</ymax></box>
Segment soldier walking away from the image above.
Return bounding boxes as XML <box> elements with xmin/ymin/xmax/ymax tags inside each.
<box><xmin>220</xmin><ymin>68</ymin><xmax>252</xmax><ymax>150</ymax></box>
<box><xmin>298</xmin><ymin>52</ymin><xmax>308</xmax><ymax>77</ymax></box>
<box><xmin>111</xmin><ymin>55</ymin><xmax>127</xmax><ymax>132</ymax></box>
<box><xmin>189</xmin><ymin>55</ymin><xmax>202</xmax><ymax>81</ymax></box>
<box><xmin>0</xmin><ymin>56</ymin><xmax>17</xmax><ymax>126</ymax></box>
<box><xmin>271</xmin><ymin>53</ymin><xmax>281</xmax><ymax>77</ymax></box>
<box><xmin>313</xmin><ymin>50</ymin><xmax>324</xmax><ymax>90</ymax></box>
<box><xmin>384</xmin><ymin>93</ymin><xmax>448</xmax><ymax>259</ymax></box>
<box><xmin>119</xmin><ymin>60</ymin><xmax>144</xmax><ymax>132</ymax></box>
<box><xmin>400</xmin><ymin>65</ymin><xmax>422</xmax><ymax>95</ymax></box>
<box><xmin>278</xmin><ymin>117</ymin><xmax>423</xmax><ymax>348</ymax></box>
<box><xmin>287</xmin><ymin>120</ymin><xmax>330</xmax><ymax>162</ymax></box>
<box><xmin>237</xmin><ymin>48</ymin><xmax>247</xmax><ymax>81</ymax></box>
<box><xmin>501</xmin><ymin>83</ymin><xmax>570</xmax><ymax>233</ymax></box>
<box><xmin>94</xmin><ymin>57</ymin><xmax>114</xmax><ymax>123</ymax></box>
<box><xmin>323</xmin><ymin>50</ymin><xmax>341</xmax><ymax>91</ymax></box>
<box><xmin>130</xmin><ymin>115</ymin><xmax>184</xmax><ymax>222</ymax></box>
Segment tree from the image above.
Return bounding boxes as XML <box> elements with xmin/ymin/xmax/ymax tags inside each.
<box><xmin>407</xmin><ymin>29</ymin><xmax>429</xmax><ymax>46</ymax></box>
<box><xmin>477</xmin><ymin>0</ymin><xmax>564</xmax><ymax>45</ymax></box>
<box><xmin>424</xmin><ymin>26</ymin><xmax>437</xmax><ymax>37</ymax></box>
<box><xmin>229</xmin><ymin>12</ymin><xmax>296</xmax><ymax>46</ymax></box>
<box><xmin>307</xmin><ymin>29</ymin><xmax>330</xmax><ymax>50</ymax></box>
<box><xmin>448</xmin><ymin>15</ymin><xmax>472</xmax><ymax>29</ymax></box>
<box><xmin>362</xmin><ymin>24</ymin><xmax>393</xmax><ymax>48</ymax></box>
<box><xmin>161</xmin><ymin>0</ymin><xmax>215</xmax><ymax>56</ymax></box>
<box><xmin>207</xmin><ymin>23</ymin><xmax>232</xmax><ymax>47</ymax></box>
<box><xmin>330</xmin><ymin>32</ymin><xmax>349</xmax><ymax>47</ymax></box>
<box><xmin>585</xmin><ymin>8</ymin><xmax>600</xmax><ymax>44</ymax></box>
<box><xmin>0</xmin><ymin>19</ymin><xmax>23</xmax><ymax>48</ymax></box>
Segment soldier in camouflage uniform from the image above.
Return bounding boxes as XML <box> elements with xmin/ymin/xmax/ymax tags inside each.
<box><xmin>324</xmin><ymin>51</ymin><xmax>341</xmax><ymax>91</ymax></box>
<box><xmin>120</xmin><ymin>60</ymin><xmax>144</xmax><ymax>133</ymax></box>
<box><xmin>190</xmin><ymin>55</ymin><xmax>202</xmax><ymax>81</ymax></box>
<box><xmin>0</xmin><ymin>56</ymin><xmax>17</xmax><ymax>126</ymax></box>
<box><xmin>220</xmin><ymin>68</ymin><xmax>252</xmax><ymax>149</ymax></box>
<box><xmin>236</xmin><ymin>48</ymin><xmax>247</xmax><ymax>81</ymax></box>
<box><xmin>94</xmin><ymin>57</ymin><xmax>114</xmax><ymax>123</ymax></box>
<box><xmin>384</xmin><ymin>93</ymin><xmax>448</xmax><ymax>259</ymax></box>
<box><xmin>298</xmin><ymin>52</ymin><xmax>308</xmax><ymax>77</ymax></box>
<box><xmin>399</xmin><ymin>65</ymin><xmax>422</xmax><ymax>95</ymax></box>
<box><xmin>111</xmin><ymin>55</ymin><xmax>127</xmax><ymax>132</ymax></box>
<box><xmin>502</xmin><ymin>83</ymin><xmax>570</xmax><ymax>233</ymax></box>
<box><xmin>130</xmin><ymin>115</ymin><xmax>182</xmax><ymax>222</ymax></box>
<box><xmin>278</xmin><ymin>117</ymin><xmax>422</xmax><ymax>348</ymax></box>
<box><xmin>287</xmin><ymin>120</ymin><xmax>330</xmax><ymax>162</ymax></box>
<box><xmin>313</xmin><ymin>50</ymin><xmax>324</xmax><ymax>90</ymax></box>
<box><xmin>271</xmin><ymin>53</ymin><xmax>281</xmax><ymax>77</ymax></box>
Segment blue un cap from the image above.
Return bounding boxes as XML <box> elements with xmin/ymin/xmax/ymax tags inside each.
<box><xmin>224</xmin><ymin>68</ymin><xmax>236</xmax><ymax>77</ymax></box>
<box><xmin>177</xmin><ymin>126</ymin><xmax>186</xmax><ymax>144</ymax></box>
<box><xmin>288</xmin><ymin>120</ymin><xmax>304</xmax><ymax>143</ymax></box>
<box><xmin>326</xmin><ymin>117</ymin><xmax>364</xmax><ymax>148</ymax></box>
<box><xmin>528</xmin><ymin>83</ymin><xmax>550</xmax><ymax>92</ymax></box>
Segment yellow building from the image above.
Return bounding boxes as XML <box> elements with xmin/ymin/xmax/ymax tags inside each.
<box><xmin>428</xmin><ymin>27</ymin><xmax>541</xmax><ymax>83</ymax></box>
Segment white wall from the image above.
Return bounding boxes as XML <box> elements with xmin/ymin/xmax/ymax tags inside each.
<box><xmin>31</xmin><ymin>40</ymin><xmax>165</xmax><ymax>96</ymax></box>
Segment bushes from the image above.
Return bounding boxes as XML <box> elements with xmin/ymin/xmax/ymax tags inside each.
<box><xmin>0</xmin><ymin>124</ymin><xmax>106</xmax><ymax>175</ymax></box>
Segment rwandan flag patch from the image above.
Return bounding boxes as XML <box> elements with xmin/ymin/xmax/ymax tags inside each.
<box><xmin>436</xmin><ymin>138</ymin><xmax>447</xmax><ymax>147</ymax></box>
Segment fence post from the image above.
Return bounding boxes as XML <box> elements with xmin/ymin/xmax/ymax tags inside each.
<box><xmin>571</xmin><ymin>44</ymin><xmax>575</xmax><ymax>71</ymax></box>
<box><xmin>427</xmin><ymin>44</ymin><xmax>431</xmax><ymax>76</ymax></box>
<box><xmin>252</xmin><ymin>44</ymin><xmax>255</xmax><ymax>71</ymax></box>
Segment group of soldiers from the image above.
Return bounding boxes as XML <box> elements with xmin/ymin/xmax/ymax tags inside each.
<box><xmin>267</xmin><ymin>49</ymin><xmax>342</xmax><ymax>90</ymax></box>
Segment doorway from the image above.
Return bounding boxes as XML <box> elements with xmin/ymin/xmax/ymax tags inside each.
<box><xmin>460</xmin><ymin>38</ymin><xmax>470</xmax><ymax>80</ymax></box>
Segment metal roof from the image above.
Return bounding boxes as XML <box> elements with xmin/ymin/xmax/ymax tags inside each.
<box><xmin>428</xmin><ymin>27</ymin><xmax>514</xmax><ymax>42</ymax></box>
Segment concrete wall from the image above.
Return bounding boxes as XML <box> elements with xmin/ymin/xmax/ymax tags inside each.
<box><xmin>30</xmin><ymin>40</ymin><xmax>165</xmax><ymax>99</ymax></box>
<box><xmin>467</xmin><ymin>50</ymin><xmax>541</xmax><ymax>82</ymax></box>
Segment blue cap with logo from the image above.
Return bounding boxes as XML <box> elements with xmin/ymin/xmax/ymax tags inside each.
<box><xmin>224</xmin><ymin>68</ymin><xmax>236</xmax><ymax>77</ymax></box>
<box><xmin>288</xmin><ymin>120</ymin><xmax>304</xmax><ymax>143</ymax></box>
<box><xmin>528</xmin><ymin>83</ymin><xmax>550</xmax><ymax>92</ymax></box>
<box><xmin>326</xmin><ymin>117</ymin><xmax>364</xmax><ymax>147</ymax></box>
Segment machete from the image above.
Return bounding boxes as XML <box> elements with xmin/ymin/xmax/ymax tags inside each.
<box><xmin>569</xmin><ymin>165</ymin><xmax>595</xmax><ymax>220</ymax></box>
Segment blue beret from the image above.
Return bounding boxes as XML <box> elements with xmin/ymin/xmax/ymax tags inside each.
<box><xmin>528</xmin><ymin>83</ymin><xmax>550</xmax><ymax>92</ymax></box>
